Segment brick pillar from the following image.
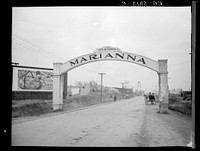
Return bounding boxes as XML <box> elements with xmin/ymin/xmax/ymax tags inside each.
<box><xmin>53</xmin><ymin>63</ymin><xmax>64</xmax><ymax>111</ymax></box>
<box><xmin>158</xmin><ymin>60</ymin><xmax>169</xmax><ymax>114</ymax></box>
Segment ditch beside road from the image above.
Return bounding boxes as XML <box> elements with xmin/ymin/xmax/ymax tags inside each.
<box><xmin>12</xmin><ymin>96</ymin><xmax>192</xmax><ymax>147</ymax></box>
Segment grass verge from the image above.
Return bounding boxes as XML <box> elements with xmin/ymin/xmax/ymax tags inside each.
<box><xmin>12</xmin><ymin>92</ymin><xmax>126</xmax><ymax>118</ymax></box>
<box><xmin>168</xmin><ymin>94</ymin><xmax>191</xmax><ymax>116</ymax></box>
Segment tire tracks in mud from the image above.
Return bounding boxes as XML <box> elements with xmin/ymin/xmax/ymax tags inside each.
<box><xmin>134</xmin><ymin>104</ymin><xmax>192</xmax><ymax>147</ymax></box>
<box><xmin>123</xmin><ymin>101</ymin><xmax>152</xmax><ymax>147</ymax></box>
<box><xmin>134</xmin><ymin>105</ymin><xmax>151</xmax><ymax>147</ymax></box>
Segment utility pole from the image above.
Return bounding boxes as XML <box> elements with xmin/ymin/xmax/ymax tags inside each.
<box><xmin>125</xmin><ymin>81</ymin><xmax>129</xmax><ymax>88</ymax></box>
<box><xmin>99</xmin><ymin>73</ymin><xmax>105</xmax><ymax>102</ymax></box>
<box><xmin>121</xmin><ymin>83</ymin><xmax>125</xmax><ymax>88</ymax></box>
<box><xmin>137</xmin><ymin>81</ymin><xmax>141</xmax><ymax>95</ymax></box>
<box><xmin>121</xmin><ymin>82</ymin><xmax>125</xmax><ymax>97</ymax></box>
<box><xmin>125</xmin><ymin>81</ymin><xmax>129</xmax><ymax>92</ymax></box>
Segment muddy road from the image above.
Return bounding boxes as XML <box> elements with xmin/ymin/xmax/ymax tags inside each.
<box><xmin>12</xmin><ymin>96</ymin><xmax>192</xmax><ymax>147</ymax></box>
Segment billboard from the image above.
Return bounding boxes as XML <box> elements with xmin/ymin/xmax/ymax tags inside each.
<box><xmin>12</xmin><ymin>66</ymin><xmax>53</xmax><ymax>91</ymax></box>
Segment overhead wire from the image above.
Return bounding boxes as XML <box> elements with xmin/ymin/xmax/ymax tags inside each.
<box><xmin>12</xmin><ymin>37</ymin><xmax>58</xmax><ymax>62</ymax></box>
<box><xmin>12</xmin><ymin>37</ymin><xmax>59</xmax><ymax>63</ymax></box>
<box><xmin>13</xmin><ymin>33</ymin><xmax>65</xmax><ymax>61</ymax></box>
<box><xmin>12</xmin><ymin>33</ymin><xmax>66</xmax><ymax>62</ymax></box>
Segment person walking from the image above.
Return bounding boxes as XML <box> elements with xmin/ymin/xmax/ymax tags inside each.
<box><xmin>114</xmin><ymin>95</ymin><xmax>117</xmax><ymax>101</ymax></box>
<box><xmin>152</xmin><ymin>93</ymin><xmax>155</xmax><ymax>105</ymax></box>
<box><xmin>148</xmin><ymin>92</ymin><xmax>154</xmax><ymax>105</ymax></box>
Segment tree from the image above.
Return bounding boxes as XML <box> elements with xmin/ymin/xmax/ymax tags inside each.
<box><xmin>75</xmin><ymin>81</ymin><xmax>84</xmax><ymax>88</ymax></box>
<box><xmin>75</xmin><ymin>80</ymin><xmax>100</xmax><ymax>91</ymax></box>
<box><xmin>89</xmin><ymin>80</ymin><xmax>99</xmax><ymax>90</ymax></box>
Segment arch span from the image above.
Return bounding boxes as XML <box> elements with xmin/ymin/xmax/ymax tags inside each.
<box><xmin>53</xmin><ymin>46</ymin><xmax>169</xmax><ymax>114</ymax></box>
<box><xmin>59</xmin><ymin>50</ymin><xmax>159</xmax><ymax>75</ymax></box>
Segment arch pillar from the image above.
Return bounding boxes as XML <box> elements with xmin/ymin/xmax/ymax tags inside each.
<box><xmin>53</xmin><ymin>62</ymin><xmax>64</xmax><ymax>111</ymax></box>
<box><xmin>158</xmin><ymin>60</ymin><xmax>169</xmax><ymax>113</ymax></box>
<box><xmin>63</xmin><ymin>72</ymin><xmax>68</xmax><ymax>99</ymax></box>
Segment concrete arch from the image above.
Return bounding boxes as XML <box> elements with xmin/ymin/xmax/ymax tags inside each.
<box><xmin>53</xmin><ymin>47</ymin><xmax>169</xmax><ymax>113</ymax></box>
<box><xmin>59</xmin><ymin>51</ymin><xmax>159</xmax><ymax>75</ymax></box>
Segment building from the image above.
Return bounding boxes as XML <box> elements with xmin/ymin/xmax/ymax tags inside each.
<box><xmin>113</xmin><ymin>87</ymin><xmax>133</xmax><ymax>95</ymax></box>
<box><xmin>68</xmin><ymin>85</ymin><xmax>80</xmax><ymax>96</ymax></box>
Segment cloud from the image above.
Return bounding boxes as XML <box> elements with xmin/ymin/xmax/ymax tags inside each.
<box><xmin>93</xmin><ymin>22</ymin><xmax>100</xmax><ymax>26</ymax></box>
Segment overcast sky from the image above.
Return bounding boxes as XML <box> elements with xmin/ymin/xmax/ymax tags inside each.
<box><xmin>12</xmin><ymin>7</ymin><xmax>191</xmax><ymax>92</ymax></box>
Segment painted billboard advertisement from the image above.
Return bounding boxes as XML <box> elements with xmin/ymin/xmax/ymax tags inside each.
<box><xmin>17</xmin><ymin>69</ymin><xmax>53</xmax><ymax>90</ymax></box>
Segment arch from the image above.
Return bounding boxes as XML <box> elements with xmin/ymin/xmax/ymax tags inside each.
<box><xmin>59</xmin><ymin>50</ymin><xmax>159</xmax><ymax>75</ymax></box>
<box><xmin>53</xmin><ymin>46</ymin><xmax>169</xmax><ymax>114</ymax></box>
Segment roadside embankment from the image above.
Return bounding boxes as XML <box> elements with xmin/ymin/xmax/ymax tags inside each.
<box><xmin>12</xmin><ymin>100</ymin><xmax>53</xmax><ymax>118</ymax></box>
<box><xmin>12</xmin><ymin>92</ymin><xmax>129</xmax><ymax>118</ymax></box>
<box><xmin>168</xmin><ymin>94</ymin><xmax>192</xmax><ymax>115</ymax></box>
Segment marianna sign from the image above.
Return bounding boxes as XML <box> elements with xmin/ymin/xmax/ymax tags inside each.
<box><xmin>59</xmin><ymin>46</ymin><xmax>159</xmax><ymax>74</ymax></box>
<box><xmin>70</xmin><ymin>46</ymin><xmax>145</xmax><ymax>66</ymax></box>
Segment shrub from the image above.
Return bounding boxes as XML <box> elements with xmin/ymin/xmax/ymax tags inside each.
<box><xmin>168</xmin><ymin>93</ymin><xmax>178</xmax><ymax>104</ymax></box>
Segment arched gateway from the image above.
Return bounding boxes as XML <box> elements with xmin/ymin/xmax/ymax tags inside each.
<box><xmin>53</xmin><ymin>46</ymin><xmax>169</xmax><ymax>113</ymax></box>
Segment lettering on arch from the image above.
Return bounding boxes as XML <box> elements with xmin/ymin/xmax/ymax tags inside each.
<box><xmin>61</xmin><ymin>47</ymin><xmax>159</xmax><ymax>74</ymax></box>
<box><xmin>69</xmin><ymin>52</ymin><xmax>146</xmax><ymax>67</ymax></box>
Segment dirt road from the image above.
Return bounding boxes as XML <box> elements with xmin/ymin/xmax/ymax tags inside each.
<box><xmin>12</xmin><ymin>96</ymin><xmax>192</xmax><ymax>147</ymax></box>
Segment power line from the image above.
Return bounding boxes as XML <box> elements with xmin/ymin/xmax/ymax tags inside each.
<box><xmin>13</xmin><ymin>33</ymin><xmax>65</xmax><ymax>60</ymax></box>
<box><xmin>12</xmin><ymin>36</ymin><xmax>58</xmax><ymax>62</ymax></box>
<box><xmin>13</xmin><ymin>38</ymin><xmax>57</xmax><ymax>62</ymax></box>
<box><xmin>12</xmin><ymin>33</ymin><xmax>66</xmax><ymax>62</ymax></box>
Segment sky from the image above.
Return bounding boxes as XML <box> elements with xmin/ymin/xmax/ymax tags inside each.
<box><xmin>12</xmin><ymin>7</ymin><xmax>191</xmax><ymax>92</ymax></box>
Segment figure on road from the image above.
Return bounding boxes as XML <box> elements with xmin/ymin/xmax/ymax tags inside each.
<box><xmin>152</xmin><ymin>93</ymin><xmax>156</xmax><ymax>104</ymax></box>
<box><xmin>114</xmin><ymin>95</ymin><xmax>117</xmax><ymax>101</ymax></box>
<box><xmin>148</xmin><ymin>92</ymin><xmax>155</xmax><ymax>105</ymax></box>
